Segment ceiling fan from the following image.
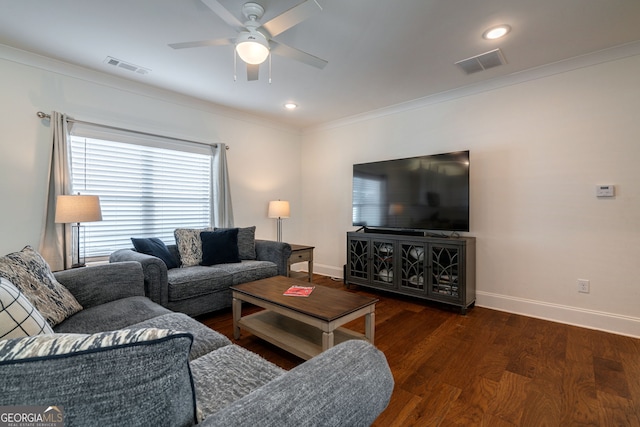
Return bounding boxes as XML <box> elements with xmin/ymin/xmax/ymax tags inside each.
<box><xmin>169</xmin><ymin>0</ymin><xmax>328</xmax><ymax>81</ymax></box>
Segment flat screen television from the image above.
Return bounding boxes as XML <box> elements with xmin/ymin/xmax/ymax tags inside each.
<box><xmin>352</xmin><ymin>151</ymin><xmax>470</xmax><ymax>232</ymax></box>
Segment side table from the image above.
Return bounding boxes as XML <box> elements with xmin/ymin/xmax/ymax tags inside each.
<box><xmin>287</xmin><ymin>244</ymin><xmax>314</xmax><ymax>282</ymax></box>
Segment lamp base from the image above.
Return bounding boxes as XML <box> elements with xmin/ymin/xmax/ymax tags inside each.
<box><xmin>71</xmin><ymin>224</ymin><xmax>86</xmax><ymax>268</ymax></box>
<box><xmin>276</xmin><ymin>218</ymin><xmax>283</xmax><ymax>242</ymax></box>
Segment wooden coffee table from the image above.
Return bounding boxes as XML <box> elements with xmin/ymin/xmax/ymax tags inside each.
<box><xmin>231</xmin><ymin>276</ymin><xmax>378</xmax><ymax>360</ymax></box>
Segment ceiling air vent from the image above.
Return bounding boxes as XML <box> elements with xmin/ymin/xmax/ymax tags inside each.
<box><xmin>455</xmin><ymin>49</ymin><xmax>506</xmax><ymax>75</ymax></box>
<box><xmin>103</xmin><ymin>56</ymin><xmax>151</xmax><ymax>75</ymax></box>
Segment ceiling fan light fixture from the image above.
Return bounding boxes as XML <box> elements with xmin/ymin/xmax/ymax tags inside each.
<box><xmin>236</xmin><ymin>31</ymin><xmax>270</xmax><ymax>64</ymax></box>
<box><xmin>284</xmin><ymin>102</ymin><xmax>298</xmax><ymax>110</ymax></box>
<box><xmin>483</xmin><ymin>24</ymin><xmax>511</xmax><ymax>40</ymax></box>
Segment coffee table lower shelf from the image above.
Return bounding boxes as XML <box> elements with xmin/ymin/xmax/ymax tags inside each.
<box><xmin>238</xmin><ymin>310</ymin><xmax>367</xmax><ymax>360</ymax></box>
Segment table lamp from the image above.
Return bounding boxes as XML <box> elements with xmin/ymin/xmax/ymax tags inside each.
<box><xmin>268</xmin><ymin>200</ymin><xmax>290</xmax><ymax>242</ymax></box>
<box><xmin>55</xmin><ymin>194</ymin><xmax>103</xmax><ymax>268</ymax></box>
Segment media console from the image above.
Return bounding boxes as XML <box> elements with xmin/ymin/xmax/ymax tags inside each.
<box><xmin>346</xmin><ymin>230</ymin><xmax>476</xmax><ymax>314</ymax></box>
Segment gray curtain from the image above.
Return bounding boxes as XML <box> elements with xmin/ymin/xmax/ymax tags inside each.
<box><xmin>210</xmin><ymin>144</ymin><xmax>234</xmax><ymax>227</ymax></box>
<box><xmin>39</xmin><ymin>112</ymin><xmax>72</xmax><ymax>271</ymax></box>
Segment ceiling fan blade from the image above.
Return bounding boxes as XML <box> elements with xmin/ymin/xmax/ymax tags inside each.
<box><xmin>261</xmin><ymin>0</ymin><xmax>322</xmax><ymax>38</ymax></box>
<box><xmin>270</xmin><ymin>40</ymin><xmax>327</xmax><ymax>69</ymax></box>
<box><xmin>169</xmin><ymin>38</ymin><xmax>233</xmax><ymax>49</ymax></box>
<box><xmin>200</xmin><ymin>0</ymin><xmax>244</xmax><ymax>32</ymax></box>
<box><xmin>247</xmin><ymin>63</ymin><xmax>259</xmax><ymax>81</ymax></box>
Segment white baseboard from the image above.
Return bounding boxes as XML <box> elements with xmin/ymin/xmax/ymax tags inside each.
<box><xmin>302</xmin><ymin>264</ymin><xmax>639</xmax><ymax>338</ymax></box>
<box><xmin>476</xmin><ymin>291</ymin><xmax>640</xmax><ymax>338</ymax></box>
<box><xmin>311</xmin><ymin>263</ymin><xmax>344</xmax><ymax>279</ymax></box>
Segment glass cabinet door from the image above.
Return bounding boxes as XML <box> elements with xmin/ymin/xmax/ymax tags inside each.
<box><xmin>428</xmin><ymin>244</ymin><xmax>461</xmax><ymax>301</ymax></box>
<box><xmin>371</xmin><ymin>239</ymin><xmax>396</xmax><ymax>288</ymax></box>
<box><xmin>399</xmin><ymin>242</ymin><xmax>427</xmax><ymax>294</ymax></box>
<box><xmin>347</xmin><ymin>237</ymin><xmax>370</xmax><ymax>282</ymax></box>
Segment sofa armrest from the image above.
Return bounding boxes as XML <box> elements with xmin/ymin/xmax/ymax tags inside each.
<box><xmin>200</xmin><ymin>340</ymin><xmax>394</xmax><ymax>427</ymax></box>
<box><xmin>255</xmin><ymin>240</ymin><xmax>292</xmax><ymax>276</ymax></box>
<box><xmin>53</xmin><ymin>261</ymin><xmax>145</xmax><ymax>309</ymax></box>
<box><xmin>109</xmin><ymin>249</ymin><xmax>169</xmax><ymax>306</ymax></box>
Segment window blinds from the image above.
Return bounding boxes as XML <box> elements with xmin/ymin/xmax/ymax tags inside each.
<box><xmin>69</xmin><ymin>128</ymin><xmax>212</xmax><ymax>258</ymax></box>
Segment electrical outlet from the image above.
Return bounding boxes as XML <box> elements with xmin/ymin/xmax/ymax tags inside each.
<box><xmin>578</xmin><ymin>279</ymin><xmax>590</xmax><ymax>293</ymax></box>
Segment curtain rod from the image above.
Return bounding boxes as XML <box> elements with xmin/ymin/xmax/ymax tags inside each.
<box><xmin>36</xmin><ymin>111</ymin><xmax>228</xmax><ymax>150</ymax></box>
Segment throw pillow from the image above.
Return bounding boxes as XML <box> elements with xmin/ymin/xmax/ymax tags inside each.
<box><xmin>0</xmin><ymin>246</ymin><xmax>82</xmax><ymax>326</ymax></box>
<box><xmin>174</xmin><ymin>228</ymin><xmax>213</xmax><ymax>267</ymax></box>
<box><xmin>0</xmin><ymin>328</ymin><xmax>198</xmax><ymax>426</ymax></box>
<box><xmin>131</xmin><ymin>237</ymin><xmax>179</xmax><ymax>269</ymax></box>
<box><xmin>0</xmin><ymin>328</ymin><xmax>180</xmax><ymax>361</ymax></box>
<box><xmin>0</xmin><ymin>278</ymin><xmax>54</xmax><ymax>340</ymax></box>
<box><xmin>215</xmin><ymin>226</ymin><xmax>256</xmax><ymax>260</ymax></box>
<box><xmin>200</xmin><ymin>229</ymin><xmax>241</xmax><ymax>266</ymax></box>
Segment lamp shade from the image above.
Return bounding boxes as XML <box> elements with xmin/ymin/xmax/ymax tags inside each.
<box><xmin>236</xmin><ymin>31</ymin><xmax>270</xmax><ymax>65</ymax></box>
<box><xmin>55</xmin><ymin>195</ymin><xmax>103</xmax><ymax>223</ymax></box>
<box><xmin>268</xmin><ymin>200</ymin><xmax>290</xmax><ymax>219</ymax></box>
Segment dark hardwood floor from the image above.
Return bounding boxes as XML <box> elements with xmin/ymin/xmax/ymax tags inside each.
<box><xmin>198</xmin><ymin>275</ymin><xmax>640</xmax><ymax>426</ymax></box>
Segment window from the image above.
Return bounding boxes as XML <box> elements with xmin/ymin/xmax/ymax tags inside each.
<box><xmin>69</xmin><ymin>126</ymin><xmax>213</xmax><ymax>259</ymax></box>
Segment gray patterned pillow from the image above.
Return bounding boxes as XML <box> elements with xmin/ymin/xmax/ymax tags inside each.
<box><xmin>0</xmin><ymin>246</ymin><xmax>82</xmax><ymax>326</ymax></box>
<box><xmin>0</xmin><ymin>328</ymin><xmax>198</xmax><ymax>426</ymax></box>
<box><xmin>174</xmin><ymin>228</ymin><xmax>213</xmax><ymax>267</ymax></box>
<box><xmin>0</xmin><ymin>278</ymin><xmax>54</xmax><ymax>340</ymax></box>
<box><xmin>215</xmin><ymin>226</ymin><xmax>256</xmax><ymax>260</ymax></box>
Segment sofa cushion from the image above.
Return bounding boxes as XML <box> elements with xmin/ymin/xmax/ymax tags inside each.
<box><xmin>53</xmin><ymin>296</ymin><xmax>173</xmax><ymax>334</ymax></box>
<box><xmin>200</xmin><ymin>229</ymin><xmax>241</xmax><ymax>266</ymax></box>
<box><xmin>166</xmin><ymin>261</ymin><xmax>277</xmax><ymax>302</ymax></box>
<box><xmin>174</xmin><ymin>227</ymin><xmax>213</xmax><ymax>267</ymax></box>
<box><xmin>131</xmin><ymin>237</ymin><xmax>179</xmax><ymax>269</ymax></box>
<box><xmin>167</xmin><ymin>267</ymin><xmax>233</xmax><ymax>301</ymax></box>
<box><xmin>0</xmin><ymin>328</ymin><xmax>198</xmax><ymax>427</ymax></box>
<box><xmin>0</xmin><ymin>278</ymin><xmax>54</xmax><ymax>339</ymax></box>
<box><xmin>190</xmin><ymin>344</ymin><xmax>285</xmax><ymax>418</ymax></box>
<box><xmin>0</xmin><ymin>246</ymin><xmax>82</xmax><ymax>326</ymax></box>
<box><xmin>224</xmin><ymin>260</ymin><xmax>279</xmax><ymax>285</ymax></box>
<box><xmin>215</xmin><ymin>226</ymin><xmax>256</xmax><ymax>260</ymax></box>
<box><xmin>128</xmin><ymin>312</ymin><xmax>231</xmax><ymax>360</ymax></box>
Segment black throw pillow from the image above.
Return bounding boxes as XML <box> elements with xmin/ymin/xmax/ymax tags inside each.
<box><xmin>131</xmin><ymin>237</ymin><xmax>179</xmax><ymax>269</ymax></box>
<box><xmin>214</xmin><ymin>226</ymin><xmax>256</xmax><ymax>260</ymax></box>
<box><xmin>200</xmin><ymin>229</ymin><xmax>241</xmax><ymax>266</ymax></box>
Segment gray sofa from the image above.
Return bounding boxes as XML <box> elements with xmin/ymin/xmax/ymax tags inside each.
<box><xmin>110</xmin><ymin>239</ymin><xmax>292</xmax><ymax>317</ymax></box>
<box><xmin>0</xmin><ymin>261</ymin><xmax>394</xmax><ymax>426</ymax></box>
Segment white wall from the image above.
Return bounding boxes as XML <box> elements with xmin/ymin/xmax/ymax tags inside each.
<box><xmin>2</xmin><ymin>44</ymin><xmax>638</xmax><ymax>337</ymax></box>
<box><xmin>300</xmin><ymin>53</ymin><xmax>640</xmax><ymax>337</ymax></box>
<box><xmin>0</xmin><ymin>46</ymin><xmax>302</xmax><ymax>255</ymax></box>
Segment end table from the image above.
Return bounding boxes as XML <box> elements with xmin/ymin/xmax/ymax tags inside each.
<box><xmin>287</xmin><ymin>244</ymin><xmax>314</xmax><ymax>282</ymax></box>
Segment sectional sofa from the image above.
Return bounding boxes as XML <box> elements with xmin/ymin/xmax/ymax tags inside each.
<box><xmin>0</xmin><ymin>248</ymin><xmax>394</xmax><ymax>426</ymax></box>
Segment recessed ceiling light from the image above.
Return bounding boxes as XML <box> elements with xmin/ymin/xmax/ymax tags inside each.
<box><xmin>483</xmin><ymin>25</ymin><xmax>511</xmax><ymax>40</ymax></box>
<box><xmin>284</xmin><ymin>102</ymin><xmax>298</xmax><ymax>110</ymax></box>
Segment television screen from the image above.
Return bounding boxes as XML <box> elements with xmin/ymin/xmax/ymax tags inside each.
<box><xmin>352</xmin><ymin>151</ymin><xmax>470</xmax><ymax>232</ymax></box>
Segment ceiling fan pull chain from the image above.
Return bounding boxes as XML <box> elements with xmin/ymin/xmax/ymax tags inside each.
<box><xmin>233</xmin><ymin>50</ymin><xmax>237</xmax><ymax>82</ymax></box>
<box><xmin>269</xmin><ymin>53</ymin><xmax>272</xmax><ymax>84</ymax></box>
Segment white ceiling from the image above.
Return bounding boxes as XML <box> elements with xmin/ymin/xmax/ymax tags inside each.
<box><xmin>2</xmin><ymin>0</ymin><xmax>640</xmax><ymax>129</ymax></box>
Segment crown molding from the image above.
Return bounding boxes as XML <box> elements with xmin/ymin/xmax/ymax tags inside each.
<box><xmin>305</xmin><ymin>40</ymin><xmax>640</xmax><ymax>134</ymax></box>
<box><xmin>0</xmin><ymin>43</ymin><xmax>300</xmax><ymax>135</ymax></box>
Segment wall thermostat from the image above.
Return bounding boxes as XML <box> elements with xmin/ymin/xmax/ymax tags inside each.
<box><xmin>596</xmin><ymin>185</ymin><xmax>615</xmax><ymax>197</ymax></box>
